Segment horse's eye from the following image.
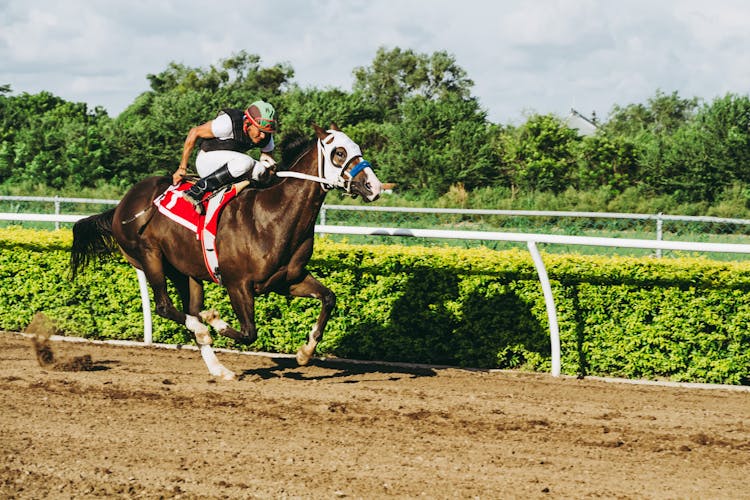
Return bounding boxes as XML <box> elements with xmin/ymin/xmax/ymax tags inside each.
<box><xmin>333</xmin><ymin>150</ymin><xmax>346</xmax><ymax>167</ymax></box>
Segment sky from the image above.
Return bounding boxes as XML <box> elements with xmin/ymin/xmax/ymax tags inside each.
<box><xmin>2</xmin><ymin>0</ymin><xmax>750</xmax><ymax>124</ymax></box>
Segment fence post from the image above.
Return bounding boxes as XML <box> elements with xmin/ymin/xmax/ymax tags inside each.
<box><xmin>319</xmin><ymin>205</ymin><xmax>327</xmax><ymax>236</ymax></box>
<box><xmin>135</xmin><ymin>269</ymin><xmax>153</xmax><ymax>344</ymax></box>
<box><xmin>655</xmin><ymin>212</ymin><xmax>664</xmax><ymax>258</ymax></box>
<box><xmin>54</xmin><ymin>196</ymin><xmax>60</xmax><ymax>231</ymax></box>
<box><xmin>527</xmin><ymin>241</ymin><xmax>561</xmax><ymax>377</ymax></box>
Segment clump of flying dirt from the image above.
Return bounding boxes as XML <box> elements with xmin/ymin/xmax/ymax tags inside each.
<box><xmin>25</xmin><ymin>313</ymin><xmax>94</xmax><ymax>371</ymax></box>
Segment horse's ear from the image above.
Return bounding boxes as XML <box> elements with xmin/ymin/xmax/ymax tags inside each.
<box><xmin>312</xmin><ymin>123</ymin><xmax>328</xmax><ymax>140</ymax></box>
<box><xmin>329</xmin><ymin>122</ymin><xmax>341</xmax><ymax>131</ymax></box>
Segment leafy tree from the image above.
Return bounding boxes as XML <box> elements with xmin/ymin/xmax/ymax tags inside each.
<box><xmin>603</xmin><ymin>89</ymin><xmax>700</xmax><ymax>136</ymax></box>
<box><xmin>375</xmin><ymin>94</ymin><xmax>498</xmax><ymax>193</ymax></box>
<box><xmin>600</xmin><ymin>90</ymin><xmax>710</xmax><ymax>201</ymax></box>
<box><xmin>108</xmin><ymin>90</ymin><xmax>213</xmax><ymax>185</ymax></box>
<box><xmin>642</xmin><ymin>120</ymin><xmax>746</xmax><ymax>203</ymax></box>
<box><xmin>694</xmin><ymin>93</ymin><xmax>750</xmax><ymax>185</ymax></box>
<box><xmin>576</xmin><ymin>133</ymin><xmax>639</xmax><ymax>193</ymax></box>
<box><xmin>0</xmin><ymin>91</ymin><xmax>112</xmax><ymax>187</ymax></box>
<box><xmin>275</xmin><ymin>87</ymin><xmax>390</xmax><ymax>172</ymax></box>
<box><xmin>636</xmin><ymin>93</ymin><xmax>750</xmax><ymax>202</ymax></box>
<box><xmin>353</xmin><ymin>47</ymin><xmax>474</xmax><ymax>120</ymax></box>
<box><xmin>500</xmin><ymin>114</ymin><xmax>580</xmax><ymax>193</ymax></box>
<box><xmin>5</xmin><ymin>47</ymin><xmax>750</xmax><ymax>210</ymax></box>
<box><xmin>276</xmin><ymin>87</ymin><xmax>380</xmax><ymax>137</ymax></box>
<box><xmin>145</xmin><ymin>51</ymin><xmax>293</xmax><ymax>100</ymax></box>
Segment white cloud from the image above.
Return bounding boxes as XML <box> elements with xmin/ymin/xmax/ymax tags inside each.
<box><xmin>1</xmin><ymin>0</ymin><xmax>749</xmax><ymax>123</ymax></box>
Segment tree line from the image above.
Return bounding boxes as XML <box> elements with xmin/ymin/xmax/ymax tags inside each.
<box><xmin>1</xmin><ymin>48</ymin><xmax>749</xmax><ymax>206</ymax></box>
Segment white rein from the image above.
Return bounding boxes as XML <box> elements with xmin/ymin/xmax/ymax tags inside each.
<box><xmin>275</xmin><ymin>170</ymin><xmax>332</xmax><ymax>185</ymax></box>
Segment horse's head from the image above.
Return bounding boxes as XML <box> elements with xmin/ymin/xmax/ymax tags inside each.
<box><xmin>313</xmin><ymin>123</ymin><xmax>382</xmax><ymax>202</ymax></box>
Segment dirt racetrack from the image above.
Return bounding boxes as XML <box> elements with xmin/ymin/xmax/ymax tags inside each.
<box><xmin>2</xmin><ymin>331</ymin><xmax>749</xmax><ymax>499</ymax></box>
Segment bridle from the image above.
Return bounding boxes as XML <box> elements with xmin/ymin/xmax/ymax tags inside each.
<box><xmin>276</xmin><ymin>130</ymin><xmax>373</xmax><ymax>196</ymax></box>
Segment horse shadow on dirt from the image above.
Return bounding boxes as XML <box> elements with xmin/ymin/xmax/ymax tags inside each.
<box><xmin>239</xmin><ymin>356</ymin><xmax>437</xmax><ymax>383</ymax></box>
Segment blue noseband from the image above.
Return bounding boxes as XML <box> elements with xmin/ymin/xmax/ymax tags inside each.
<box><xmin>347</xmin><ymin>160</ymin><xmax>371</xmax><ymax>179</ymax></box>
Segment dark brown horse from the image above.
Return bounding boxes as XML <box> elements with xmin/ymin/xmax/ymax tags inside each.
<box><xmin>70</xmin><ymin>124</ymin><xmax>382</xmax><ymax>380</ymax></box>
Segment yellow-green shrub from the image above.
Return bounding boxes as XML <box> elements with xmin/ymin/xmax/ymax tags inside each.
<box><xmin>2</xmin><ymin>227</ymin><xmax>749</xmax><ymax>384</ymax></box>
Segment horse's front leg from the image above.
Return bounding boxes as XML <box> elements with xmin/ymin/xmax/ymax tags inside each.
<box><xmin>141</xmin><ymin>257</ymin><xmax>234</xmax><ymax>380</ymax></box>
<box><xmin>289</xmin><ymin>273</ymin><xmax>336</xmax><ymax>366</ymax></box>
<box><xmin>182</xmin><ymin>277</ymin><xmax>239</xmax><ymax>380</ymax></box>
<box><xmin>172</xmin><ymin>273</ymin><xmax>242</xmax><ymax>340</ymax></box>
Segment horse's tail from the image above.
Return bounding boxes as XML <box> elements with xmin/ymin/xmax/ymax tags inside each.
<box><xmin>70</xmin><ymin>208</ymin><xmax>118</xmax><ymax>279</ymax></box>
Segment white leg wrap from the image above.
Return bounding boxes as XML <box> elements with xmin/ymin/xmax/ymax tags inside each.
<box><xmin>185</xmin><ymin>315</ymin><xmax>212</xmax><ymax>345</ymax></box>
<box><xmin>187</xmin><ymin>315</ymin><xmax>234</xmax><ymax>380</ymax></box>
<box><xmin>209</xmin><ymin>318</ymin><xmax>230</xmax><ymax>333</ymax></box>
<box><xmin>200</xmin><ymin>345</ymin><xmax>235</xmax><ymax>381</ymax></box>
<box><xmin>199</xmin><ymin>310</ymin><xmax>230</xmax><ymax>333</ymax></box>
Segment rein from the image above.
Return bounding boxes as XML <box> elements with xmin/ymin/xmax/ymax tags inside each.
<box><xmin>275</xmin><ymin>170</ymin><xmax>333</xmax><ymax>185</ymax></box>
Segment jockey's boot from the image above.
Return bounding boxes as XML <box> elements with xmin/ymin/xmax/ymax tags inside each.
<box><xmin>183</xmin><ymin>164</ymin><xmax>235</xmax><ymax>215</ymax></box>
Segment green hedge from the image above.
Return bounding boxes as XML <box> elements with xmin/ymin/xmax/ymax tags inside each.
<box><xmin>2</xmin><ymin>227</ymin><xmax>750</xmax><ymax>385</ymax></box>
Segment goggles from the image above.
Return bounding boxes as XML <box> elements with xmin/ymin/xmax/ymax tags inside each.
<box><xmin>244</xmin><ymin>109</ymin><xmax>276</xmax><ymax>133</ymax></box>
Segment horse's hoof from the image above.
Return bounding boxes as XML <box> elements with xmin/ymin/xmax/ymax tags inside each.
<box><xmin>206</xmin><ymin>365</ymin><xmax>236</xmax><ymax>381</ymax></box>
<box><xmin>296</xmin><ymin>348</ymin><xmax>311</xmax><ymax>366</ymax></box>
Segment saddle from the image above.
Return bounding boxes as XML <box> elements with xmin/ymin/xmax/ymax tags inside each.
<box><xmin>154</xmin><ymin>179</ymin><xmax>250</xmax><ymax>284</ymax></box>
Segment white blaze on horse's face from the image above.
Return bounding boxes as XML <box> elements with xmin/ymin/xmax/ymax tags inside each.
<box><xmin>318</xmin><ymin>130</ymin><xmax>382</xmax><ymax>202</ymax></box>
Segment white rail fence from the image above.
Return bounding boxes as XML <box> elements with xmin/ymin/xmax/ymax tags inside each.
<box><xmin>320</xmin><ymin>204</ymin><xmax>750</xmax><ymax>258</ymax></box>
<box><xmin>4</xmin><ymin>209</ymin><xmax>750</xmax><ymax>377</ymax></box>
<box><xmin>5</xmin><ymin>196</ymin><xmax>750</xmax><ymax>244</ymax></box>
<box><xmin>320</xmin><ymin>203</ymin><xmax>750</xmax><ymax>229</ymax></box>
<box><xmin>0</xmin><ymin>196</ymin><xmax>119</xmax><ymax>229</ymax></box>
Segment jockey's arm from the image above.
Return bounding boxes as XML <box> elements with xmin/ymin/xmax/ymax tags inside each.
<box><xmin>173</xmin><ymin>121</ymin><xmax>215</xmax><ymax>184</ymax></box>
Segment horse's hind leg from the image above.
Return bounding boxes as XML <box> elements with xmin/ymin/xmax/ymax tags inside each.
<box><xmin>289</xmin><ymin>273</ymin><xmax>336</xmax><ymax>366</ymax></box>
<box><xmin>142</xmin><ymin>255</ymin><xmax>235</xmax><ymax>380</ymax></box>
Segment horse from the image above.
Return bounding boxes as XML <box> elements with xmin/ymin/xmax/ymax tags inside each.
<box><xmin>70</xmin><ymin>124</ymin><xmax>382</xmax><ymax>380</ymax></box>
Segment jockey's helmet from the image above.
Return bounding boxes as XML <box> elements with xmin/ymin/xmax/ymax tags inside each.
<box><xmin>244</xmin><ymin>100</ymin><xmax>277</xmax><ymax>134</ymax></box>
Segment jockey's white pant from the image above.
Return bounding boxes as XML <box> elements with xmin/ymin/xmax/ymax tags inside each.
<box><xmin>195</xmin><ymin>150</ymin><xmax>260</xmax><ymax>178</ymax></box>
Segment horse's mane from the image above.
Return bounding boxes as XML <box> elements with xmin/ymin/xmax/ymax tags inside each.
<box><xmin>279</xmin><ymin>130</ymin><xmax>315</xmax><ymax>170</ymax></box>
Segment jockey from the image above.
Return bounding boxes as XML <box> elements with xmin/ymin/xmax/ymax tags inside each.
<box><xmin>172</xmin><ymin>100</ymin><xmax>278</xmax><ymax>214</ymax></box>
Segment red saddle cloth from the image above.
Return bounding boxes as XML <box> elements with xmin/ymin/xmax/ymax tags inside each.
<box><xmin>154</xmin><ymin>181</ymin><xmax>243</xmax><ymax>284</ymax></box>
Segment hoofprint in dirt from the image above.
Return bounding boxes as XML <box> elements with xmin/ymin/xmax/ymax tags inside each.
<box><xmin>1</xmin><ymin>331</ymin><xmax>749</xmax><ymax>499</ymax></box>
